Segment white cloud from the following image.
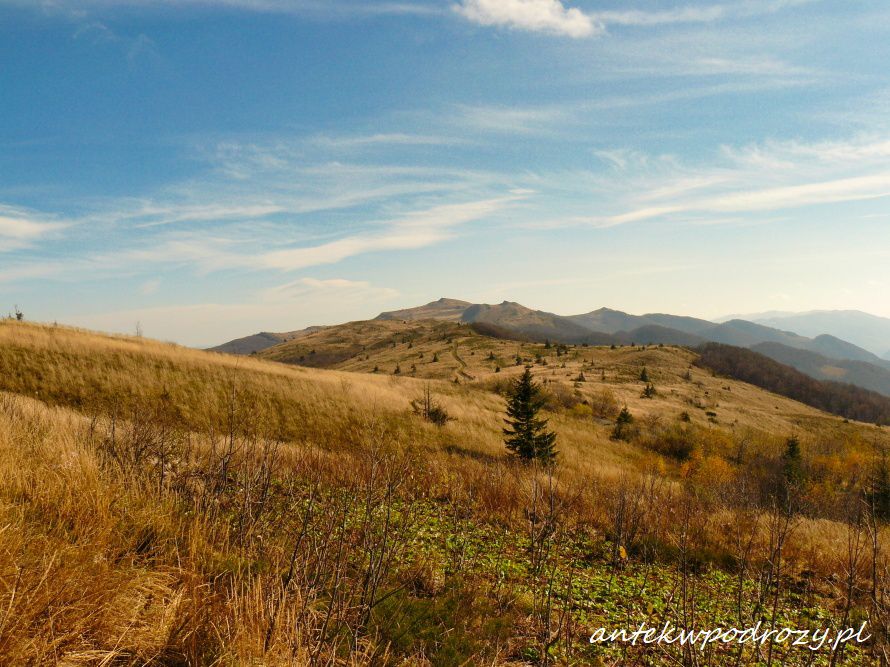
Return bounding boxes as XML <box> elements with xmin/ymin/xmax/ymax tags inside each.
<box><xmin>560</xmin><ymin>134</ymin><xmax>890</xmax><ymax>227</ymax></box>
<box><xmin>590</xmin><ymin>0</ymin><xmax>815</xmax><ymax>27</ymax></box>
<box><xmin>454</xmin><ymin>0</ymin><xmax>600</xmax><ymax>38</ymax></box>
<box><xmin>259</xmin><ymin>196</ymin><xmax>517</xmax><ymax>270</ymax></box>
<box><xmin>308</xmin><ymin>133</ymin><xmax>462</xmax><ymax>150</ymax></box>
<box><xmin>6</xmin><ymin>0</ymin><xmax>441</xmax><ymax>18</ymax></box>
<box><xmin>0</xmin><ymin>206</ymin><xmax>66</xmax><ymax>250</ymax></box>
<box><xmin>261</xmin><ymin>277</ymin><xmax>399</xmax><ymax>302</ymax></box>
<box><xmin>114</xmin><ymin>201</ymin><xmax>285</xmax><ymax>228</ymax></box>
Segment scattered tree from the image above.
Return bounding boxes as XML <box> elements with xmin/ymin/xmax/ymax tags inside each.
<box><xmin>503</xmin><ymin>368</ymin><xmax>558</xmax><ymax>464</ymax></box>
<box><xmin>782</xmin><ymin>435</ymin><xmax>803</xmax><ymax>488</ymax></box>
<box><xmin>611</xmin><ymin>406</ymin><xmax>634</xmax><ymax>441</ymax></box>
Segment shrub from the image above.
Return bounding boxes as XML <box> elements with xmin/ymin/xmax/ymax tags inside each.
<box><xmin>591</xmin><ymin>388</ymin><xmax>619</xmax><ymax>419</ymax></box>
<box><xmin>411</xmin><ymin>385</ymin><xmax>452</xmax><ymax>427</ymax></box>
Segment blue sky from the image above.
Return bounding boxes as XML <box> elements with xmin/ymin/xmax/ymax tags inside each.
<box><xmin>1</xmin><ymin>0</ymin><xmax>889</xmax><ymax>346</ymax></box>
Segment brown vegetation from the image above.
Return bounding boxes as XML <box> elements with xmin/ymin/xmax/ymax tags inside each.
<box><xmin>2</xmin><ymin>319</ymin><xmax>890</xmax><ymax>664</ymax></box>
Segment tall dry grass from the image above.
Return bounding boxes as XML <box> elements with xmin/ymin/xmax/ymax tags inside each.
<box><xmin>2</xmin><ymin>320</ymin><xmax>890</xmax><ymax>664</ymax></box>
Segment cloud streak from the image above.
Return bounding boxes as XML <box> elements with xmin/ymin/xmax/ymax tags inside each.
<box><xmin>0</xmin><ymin>206</ymin><xmax>66</xmax><ymax>250</ymax></box>
<box><xmin>554</xmin><ymin>134</ymin><xmax>890</xmax><ymax>228</ymax></box>
<box><xmin>259</xmin><ymin>196</ymin><xmax>516</xmax><ymax>270</ymax></box>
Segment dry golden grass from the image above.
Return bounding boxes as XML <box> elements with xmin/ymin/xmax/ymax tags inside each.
<box><xmin>2</xmin><ymin>318</ymin><xmax>890</xmax><ymax>664</ymax></box>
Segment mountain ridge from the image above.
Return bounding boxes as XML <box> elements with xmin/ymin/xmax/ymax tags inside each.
<box><xmin>212</xmin><ymin>298</ymin><xmax>890</xmax><ymax>395</ymax></box>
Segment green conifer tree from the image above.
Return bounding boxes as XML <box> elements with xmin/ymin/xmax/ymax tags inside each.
<box><xmin>503</xmin><ymin>368</ymin><xmax>557</xmax><ymax>464</ymax></box>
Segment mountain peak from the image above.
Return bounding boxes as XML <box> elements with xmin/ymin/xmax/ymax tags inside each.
<box><xmin>374</xmin><ymin>298</ymin><xmax>470</xmax><ymax>322</ymax></box>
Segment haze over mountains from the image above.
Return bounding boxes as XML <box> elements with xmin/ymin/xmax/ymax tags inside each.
<box><xmin>724</xmin><ymin>310</ymin><xmax>890</xmax><ymax>360</ymax></box>
<box><xmin>212</xmin><ymin>298</ymin><xmax>890</xmax><ymax>397</ymax></box>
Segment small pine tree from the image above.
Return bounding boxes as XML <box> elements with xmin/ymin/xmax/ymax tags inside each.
<box><xmin>432</xmin><ymin>352</ymin><xmax>439</xmax><ymax>363</ymax></box>
<box><xmin>393</xmin><ymin>365</ymin><xmax>401</xmax><ymax>375</ymax></box>
<box><xmin>544</xmin><ymin>339</ymin><xmax>552</xmax><ymax>349</ymax></box>
<box><xmin>611</xmin><ymin>406</ymin><xmax>634</xmax><ymax>441</ymax></box>
<box><xmin>641</xmin><ymin>383</ymin><xmax>656</xmax><ymax>399</ymax></box>
<box><xmin>503</xmin><ymin>368</ymin><xmax>557</xmax><ymax>464</ymax></box>
<box><xmin>14</xmin><ymin>305</ymin><xmax>23</xmax><ymax>321</ymax></box>
<box><xmin>640</xmin><ymin>367</ymin><xmax>649</xmax><ymax>382</ymax></box>
<box><xmin>782</xmin><ymin>435</ymin><xmax>802</xmax><ymax>486</ymax></box>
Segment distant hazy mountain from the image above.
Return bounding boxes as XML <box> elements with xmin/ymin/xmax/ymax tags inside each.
<box><xmin>460</xmin><ymin>301</ymin><xmax>613</xmax><ymax>344</ymax></box>
<box><xmin>209</xmin><ymin>326</ymin><xmax>327</xmax><ymax>355</ymax></box>
<box><xmin>751</xmin><ymin>342</ymin><xmax>890</xmax><ymax>398</ymax></box>
<box><xmin>566</xmin><ymin>308</ymin><xmax>713</xmax><ymax>335</ymax></box>
<box><xmin>727</xmin><ymin>310</ymin><xmax>890</xmax><ymax>358</ymax></box>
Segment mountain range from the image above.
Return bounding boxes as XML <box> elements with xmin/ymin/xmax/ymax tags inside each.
<box><xmin>728</xmin><ymin>310</ymin><xmax>890</xmax><ymax>360</ymax></box>
<box><xmin>211</xmin><ymin>299</ymin><xmax>890</xmax><ymax>397</ymax></box>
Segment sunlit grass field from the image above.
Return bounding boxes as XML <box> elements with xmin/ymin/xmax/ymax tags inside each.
<box><xmin>1</xmin><ymin>318</ymin><xmax>888</xmax><ymax>665</ymax></box>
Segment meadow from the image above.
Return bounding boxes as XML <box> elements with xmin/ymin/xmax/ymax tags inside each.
<box><xmin>1</xmin><ymin>318</ymin><xmax>889</xmax><ymax>665</ymax></box>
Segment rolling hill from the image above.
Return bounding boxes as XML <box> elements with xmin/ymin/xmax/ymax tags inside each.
<box><xmin>3</xmin><ymin>318</ymin><xmax>890</xmax><ymax>664</ymax></box>
<box><xmin>214</xmin><ymin>298</ymin><xmax>890</xmax><ymax>396</ymax></box>
<box><xmin>751</xmin><ymin>341</ymin><xmax>890</xmax><ymax>398</ymax></box>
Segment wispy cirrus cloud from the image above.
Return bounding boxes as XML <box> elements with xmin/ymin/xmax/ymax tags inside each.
<box><xmin>260</xmin><ymin>276</ymin><xmax>398</xmax><ymax>303</ymax></box>
<box><xmin>3</xmin><ymin>0</ymin><xmax>441</xmax><ymax>18</ymax></box>
<box><xmin>0</xmin><ymin>205</ymin><xmax>67</xmax><ymax>250</ymax></box>
<box><xmin>540</xmin><ymin>134</ymin><xmax>890</xmax><ymax>228</ymax></box>
<box><xmin>258</xmin><ymin>195</ymin><xmax>518</xmax><ymax>270</ymax></box>
<box><xmin>590</xmin><ymin>0</ymin><xmax>815</xmax><ymax>27</ymax></box>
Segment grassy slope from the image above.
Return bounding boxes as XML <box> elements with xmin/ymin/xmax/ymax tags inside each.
<box><xmin>1</xmin><ymin>319</ymin><xmax>888</xmax><ymax>665</ymax></box>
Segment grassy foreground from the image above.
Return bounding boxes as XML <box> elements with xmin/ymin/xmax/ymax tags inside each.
<box><xmin>1</xmin><ymin>319</ymin><xmax>889</xmax><ymax>665</ymax></box>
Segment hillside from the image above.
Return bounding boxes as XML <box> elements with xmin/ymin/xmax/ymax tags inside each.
<box><xmin>209</xmin><ymin>325</ymin><xmax>327</xmax><ymax>355</ymax></box>
<box><xmin>696</xmin><ymin>343</ymin><xmax>890</xmax><ymax>425</ymax></box>
<box><xmin>2</xmin><ymin>319</ymin><xmax>890</xmax><ymax>664</ymax></box>
<box><xmin>753</xmin><ymin>341</ymin><xmax>890</xmax><ymax>398</ymax></box>
<box><xmin>216</xmin><ymin>299</ymin><xmax>887</xmax><ymax>379</ymax></box>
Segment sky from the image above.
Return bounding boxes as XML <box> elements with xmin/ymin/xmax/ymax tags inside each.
<box><xmin>1</xmin><ymin>0</ymin><xmax>889</xmax><ymax>347</ymax></box>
